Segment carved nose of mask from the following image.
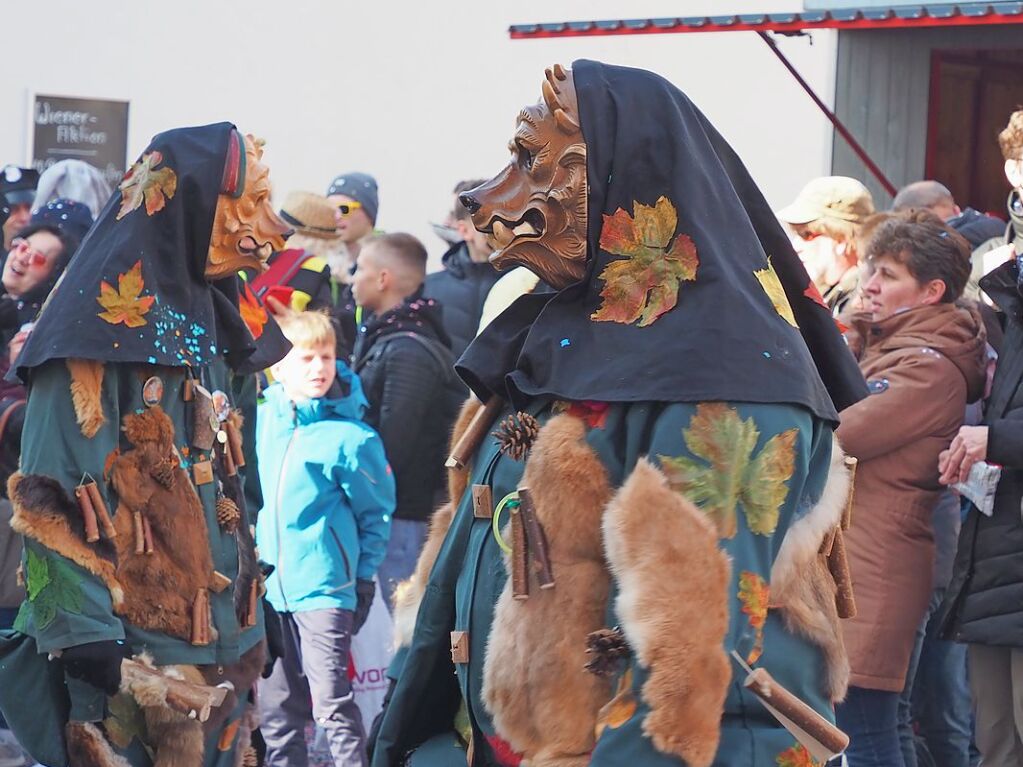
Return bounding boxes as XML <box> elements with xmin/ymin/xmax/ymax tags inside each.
<box><xmin>459</xmin><ymin>193</ymin><xmax>481</xmax><ymax>215</ymax></box>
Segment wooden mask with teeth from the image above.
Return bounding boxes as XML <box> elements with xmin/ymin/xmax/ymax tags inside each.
<box><xmin>460</xmin><ymin>64</ymin><xmax>588</xmax><ymax>289</ymax></box>
<box><xmin>206</xmin><ymin>132</ymin><xmax>290</xmax><ymax>280</ymax></box>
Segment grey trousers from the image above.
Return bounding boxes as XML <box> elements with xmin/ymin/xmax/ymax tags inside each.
<box><xmin>969</xmin><ymin>643</ymin><xmax>1023</xmax><ymax>767</ymax></box>
<box><xmin>259</xmin><ymin>608</ymin><xmax>367</xmax><ymax>767</ymax></box>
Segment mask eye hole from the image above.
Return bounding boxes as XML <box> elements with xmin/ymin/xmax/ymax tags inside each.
<box><xmin>516</xmin><ymin>141</ymin><xmax>536</xmax><ymax>171</ymax></box>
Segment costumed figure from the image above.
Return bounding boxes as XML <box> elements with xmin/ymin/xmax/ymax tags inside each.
<box><xmin>0</xmin><ymin>123</ymin><xmax>292</xmax><ymax>767</ymax></box>
<box><xmin>373</xmin><ymin>61</ymin><xmax>868</xmax><ymax>767</ymax></box>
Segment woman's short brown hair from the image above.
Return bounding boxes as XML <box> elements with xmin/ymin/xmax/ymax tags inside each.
<box><xmin>866</xmin><ymin>209</ymin><xmax>971</xmax><ymax>303</ymax></box>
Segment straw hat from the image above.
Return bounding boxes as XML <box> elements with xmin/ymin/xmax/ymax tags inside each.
<box><xmin>278</xmin><ymin>191</ymin><xmax>341</xmax><ymax>239</ymax></box>
<box><xmin>777</xmin><ymin>176</ymin><xmax>875</xmax><ymax>227</ymax></box>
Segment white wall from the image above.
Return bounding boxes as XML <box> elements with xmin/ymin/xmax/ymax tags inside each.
<box><xmin>2</xmin><ymin>0</ymin><xmax>837</xmax><ymax>266</ymax></box>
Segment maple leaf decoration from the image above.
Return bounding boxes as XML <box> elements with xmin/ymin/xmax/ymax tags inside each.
<box><xmin>117</xmin><ymin>150</ymin><xmax>178</xmax><ymax>220</ymax></box>
<box><xmin>595</xmin><ymin>667</ymin><xmax>638</xmax><ymax>740</ymax></box>
<box><xmin>737</xmin><ymin>571</ymin><xmax>770</xmax><ymax>664</ymax></box>
<box><xmin>96</xmin><ymin>261</ymin><xmax>156</xmax><ymax>328</ymax></box>
<box><xmin>755</xmin><ymin>258</ymin><xmax>798</xmax><ymax>328</ymax></box>
<box><xmin>591</xmin><ymin>196</ymin><xmax>699</xmax><ymax>327</ymax></box>
<box><xmin>776</xmin><ymin>743</ymin><xmax>824</xmax><ymax>767</ymax></box>
<box><xmin>659</xmin><ymin>403</ymin><xmax>797</xmax><ymax>538</ymax></box>
<box><xmin>238</xmin><ymin>281</ymin><xmax>267</xmax><ymax>339</ymax></box>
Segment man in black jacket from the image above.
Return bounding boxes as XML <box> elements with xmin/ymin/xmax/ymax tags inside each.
<box><xmin>351</xmin><ymin>232</ymin><xmax>460</xmax><ymax>609</ymax></box>
<box><xmin>424</xmin><ymin>180</ymin><xmax>501</xmax><ymax>361</ymax></box>
<box><xmin>939</xmin><ymin>109</ymin><xmax>1023</xmax><ymax>766</ymax></box>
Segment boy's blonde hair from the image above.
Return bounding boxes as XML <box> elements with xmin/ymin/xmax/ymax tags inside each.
<box><xmin>276</xmin><ymin>309</ymin><xmax>336</xmax><ymax>349</ymax></box>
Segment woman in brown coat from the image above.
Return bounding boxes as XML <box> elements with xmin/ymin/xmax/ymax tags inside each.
<box><xmin>834</xmin><ymin>211</ymin><xmax>986</xmax><ymax>767</ymax></box>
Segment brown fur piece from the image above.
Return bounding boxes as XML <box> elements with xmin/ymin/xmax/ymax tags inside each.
<box><xmin>770</xmin><ymin>438</ymin><xmax>852</xmax><ymax>702</ymax></box>
<box><xmin>483</xmin><ymin>414</ymin><xmax>613</xmax><ymax>767</ymax></box>
<box><xmin>8</xmin><ymin>472</ymin><xmax>124</xmax><ymax>607</ymax></box>
<box><xmin>109</xmin><ymin>407</ymin><xmax>216</xmax><ymax>640</ymax></box>
<box><xmin>129</xmin><ymin>658</ymin><xmax>207</xmax><ymax>767</ymax></box>
<box><xmin>603</xmin><ymin>459</ymin><xmax>731</xmax><ymax>767</ymax></box>
<box><xmin>67</xmin><ymin>359</ymin><xmax>107</xmax><ymax>438</ymax></box>
<box><xmin>66</xmin><ymin>721</ymin><xmax>132</xmax><ymax>767</ymax></box>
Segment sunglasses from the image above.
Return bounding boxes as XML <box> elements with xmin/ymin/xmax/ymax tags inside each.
<box><xmin>9</xmin><ymin>238</ymin><xmax>50</xmax><ymax>267</ymax></box>
<box><xmin>336</xmin><ymin>201</ymin><xmax>363</xmax><ymax>217</ymax></box>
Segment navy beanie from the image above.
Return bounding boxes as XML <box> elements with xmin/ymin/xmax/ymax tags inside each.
<box><xmin>326</xmin><ymin>172</ymin><xmax>379</xmax><ymax>225</ymax></box>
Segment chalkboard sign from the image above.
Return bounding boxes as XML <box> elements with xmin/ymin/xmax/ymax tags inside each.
<box><xmin>30</xmin><ymin>94</ymin><xmax>129</xmax><ymax>188</ymax></box>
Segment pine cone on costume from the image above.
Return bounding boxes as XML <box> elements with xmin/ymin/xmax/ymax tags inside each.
<box><xmin>216</xmin><ymin>496</ymin><xmax>241</xmax><ymax>534</ymax></box>
<box><xmin>241</xmin><ymin>746</ymin><xmax>258</xmax><ymax>767</ymax></box>
<box><xmin>492</xmin><ymin>412</ymin><xmax>540</xmax><ymax>461</ymax></box>
<box><xmin>149</xmin><ymin>458</ymin><xmax>177</xmax><ymax>489</ymax></box>
<box><xmin>585</xmin><ymin>627</ymin><xmax>630</xmax><ymax>677</ymax></box>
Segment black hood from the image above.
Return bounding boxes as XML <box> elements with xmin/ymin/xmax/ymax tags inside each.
<box><xmin>14</xmin><ymin>122</ymin><xmax>290</xmax><ymax>381</ymax></box>
<box><xmin>456</xmin><ymin>60</ymin><xmax>866</xmax><ymax>422</ymax></box>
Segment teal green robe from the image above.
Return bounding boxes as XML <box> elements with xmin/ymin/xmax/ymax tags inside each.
<box><xmin>1</xmin><ymin>359</ymin><xmax>262</xmax><ymax>766</ymax></box>
<box><xmin>374</xmin><ymin>400</ymin><xmax>837</xmax><ymax>767</ymax></box>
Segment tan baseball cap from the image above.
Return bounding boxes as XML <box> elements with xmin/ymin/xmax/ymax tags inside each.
<box><xmin>777</xmin><ymin>176</ymin><xmax>875</xmax><ymax>226</ymax></box>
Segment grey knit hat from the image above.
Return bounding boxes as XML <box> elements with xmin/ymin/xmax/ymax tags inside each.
<box><xmin>326</xmin><ymin>172</ymin><xmax>378</xmax><ymax>225</ymax></box>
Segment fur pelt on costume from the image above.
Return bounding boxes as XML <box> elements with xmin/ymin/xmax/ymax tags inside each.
<box><xmin>483</xmin><ymin>414</ymin><xmax>613</xmax><ymax>767</ymax></box>
<box><xmin>128</xmin><ymin>658</ymin><xmax>208</xmax><ymax>767</ymax></box>
<box><xmin>66</xmin><ymin>721</ymin><xmax>132</xmax><ymax>767</ymax></box>
<box><xmin>603</xmin><ymin>459</ymin><xmax>731</xmax><ymax>767</ymax></box>
<box><xmin>392</xmin><ymin>395</ymin><xmax>481</xmax><ymax>646</ymax></box>
<box><xmin>7</xmin><ymin>472</ymin><xmax>124</xmax><ymax>607</ymax></box>
<box><xmin>770</xmin><ymin>438</ymin><xmax>851</xmax><ymax>702</ymax></box>
<box><xmin>109</xmin><ymin>406</ymin><xmax>216</xmax><ymax>640</ymax></box>
<box><xmin>67</xmin><ymin>359</ymin><xmax>106</xmax><ymax>438</ymax></box>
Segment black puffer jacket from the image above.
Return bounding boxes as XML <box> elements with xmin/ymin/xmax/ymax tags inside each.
<box><xmin>947</xmin><ymin>207</ymin><xmax>1007</xmax><ymax>250</ymax></box>
<box><xmin>352</xmin><ymin>290</ymin><xmax>462</xmax><ymax>522</ymax></box>
<box><xmin>941</xmin><ymin>260</ymin><xmax>1023</xmax><ymax>645</ymax></box>
<box><xmin>423</xmin><ymin>242</ymin><xmax>501</xmax><ymax>361</ymax></box>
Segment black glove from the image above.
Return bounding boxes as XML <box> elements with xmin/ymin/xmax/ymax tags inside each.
<box><xmin>262</xmin><ymin>598</ymin><xmax>285</xmax><ymax>679</ymax></box>
<box><xmin>353</xmin><ymin>578</ymin><xmax>375</xmax><ymax>635</ymax></box>
<box><xmin>61</xmin><ymin>639</ymin><xmax>129</xmax><ymax>696</ymax></box>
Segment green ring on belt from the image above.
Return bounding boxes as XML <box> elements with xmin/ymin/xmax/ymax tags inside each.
<box><xmin>491</xmin><ymin>492</ymin><xmax>520</xmax><ymax>554</ymax></box>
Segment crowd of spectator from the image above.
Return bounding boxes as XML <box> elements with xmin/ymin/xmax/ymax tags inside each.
<box><xmin>1</xmin><ymin>106</ymin><xmax>1022</xmax><ymax>767</ymax></box>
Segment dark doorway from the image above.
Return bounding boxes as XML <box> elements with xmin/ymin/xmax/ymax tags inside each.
<box><xmin>926</xmin><ymin>48</ymin><xmax>1023</xmax><ymax>219</ymax></box>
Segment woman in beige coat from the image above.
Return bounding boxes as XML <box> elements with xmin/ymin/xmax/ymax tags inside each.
<box><xmin>834</xmin><ymin>211</ymin><xmax>986</xmax><ymax>766</ymax></box>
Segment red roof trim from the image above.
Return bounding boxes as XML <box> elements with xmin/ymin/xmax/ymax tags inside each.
<box><xmin>509</xmin><ymin>3</ymin><xmax>1023</xmax><ymax>38</ymax></box>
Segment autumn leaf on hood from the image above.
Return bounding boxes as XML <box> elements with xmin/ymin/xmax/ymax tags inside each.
<box><xmin>117</xmin><ymin>151</ymin><xmax>178</xmax><ymax>220</ymax></box>
<box><xmin>97</xmin><ymin>260</ymin><xmax>156</xmax><ymax>328</ymax></box>
<box><xmin>591</xmin><ymin>196</ymin><xmax>698</xmax><ymax>327</ymax></box>
<box><xmin>738</xmin><ymin>571</ymin><xmax>770</xmax><ymax>664</ymax></box>
<box><xmin>238</xmin><ymin>280</ymin><xmax>267</xmax><ymax>339</ymax></box>
<box><xmin>755</xmin><ymin>258</ymin><xmax>798</xmax><ymax>328</ymax></box>
<box><xmin>659</xmin><ymin>403</ymin><xmax>797</xmax><ymax>538</ymax></box>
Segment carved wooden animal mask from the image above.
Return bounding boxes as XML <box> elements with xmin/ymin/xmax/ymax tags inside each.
<box><xmin>206</xmin><ymin>133</ymin><xmax>290</xmax><ymax>279</ymax></box>
<box><xmin>460</xmin><ymin>64</ymin><xmax>588</xmax><ymax>289</ymax></box>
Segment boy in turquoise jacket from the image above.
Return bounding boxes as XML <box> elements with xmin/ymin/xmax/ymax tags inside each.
<box><xmin>255</xmin><ymin>310</ymin><xmax>394</xmax><ymax>767</ymax></box>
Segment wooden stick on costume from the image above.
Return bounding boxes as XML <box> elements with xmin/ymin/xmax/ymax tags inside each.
<box><xmin>84</xmin><ymin>480</ymin><xmax>117</xmax><ymax>540</ymax></box>
<box><xmin>518</xmin><ymin>488</ymin><xmax>555</xmax><ymax>589</ymax></box>
<box><xmin>447</xmin><ymin>396</ymin><xmax>505</xmax><ymax>469</ymax></box>
<box><xmin>75</xmin><ymin>485</ymin><xmax>101</xmax><ymax>543</ymax></box>
<box><xmin>732</xmin><ymin>651</ymin><xmax>849</xmax><ymax>761</ymax></box>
